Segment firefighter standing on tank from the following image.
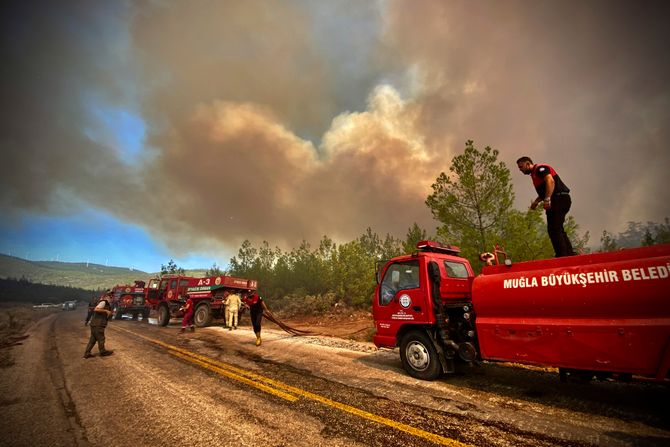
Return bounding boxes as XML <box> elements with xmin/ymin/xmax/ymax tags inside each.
<box><xmin>517</xmin><ymin>156</ymin><xmax>576</xmax><ymax>258</ymax></box>
<box><xmin>243</xmin><ymin>291</ymin><xmax>267</xmax><ymax>346</ymax></box>
<box><xmin>83</xmin><ymin>292</ymin><xmax>114</xmax><ymax>358</ymax></box>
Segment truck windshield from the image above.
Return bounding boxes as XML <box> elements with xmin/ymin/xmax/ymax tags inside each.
<box><xmin>379</xmin><ymin>260</ymin><xmax>420</xmax><ymax>305</ymax></box>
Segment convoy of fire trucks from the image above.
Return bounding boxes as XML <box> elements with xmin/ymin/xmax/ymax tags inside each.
<box><xmin>106</xmin><ymin>274</ymin><xmax>257</xmax><ymax>327</ymax></box>
<box><xmin>100</xmin><ymin>240</ymin><xmax>670</xmax><ymax>383</ymax></box>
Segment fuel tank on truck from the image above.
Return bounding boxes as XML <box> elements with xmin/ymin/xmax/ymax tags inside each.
<box><xmin>472</xmin><ymin>244</ymin><xmax>670</xmax><ymax>380</ymax></box>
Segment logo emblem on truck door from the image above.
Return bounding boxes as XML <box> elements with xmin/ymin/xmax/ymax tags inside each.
<box><xmin>399</xmin><ymin>294</ymin><xmax>412</xmax><ymax>308</ymax></box>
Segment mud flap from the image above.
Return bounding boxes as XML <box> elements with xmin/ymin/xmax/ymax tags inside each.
<box><xmin>428</xmin><ymin>331</ymin><xmax>455</xmax><ymax>374</ymax></box>
<box><xmin>428</xmin><ymin>261</ymin><xmax>455</xmax><ymax>374</ymax></box>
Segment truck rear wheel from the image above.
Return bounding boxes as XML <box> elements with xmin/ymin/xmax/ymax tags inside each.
<box><xmin>194</xmin><ymin>304</ymin><xmax>212</xmax><ymax>327</ymax></box>
<box><xmin>400</xmin><ymin>330</ymin><xmax>441</xmax><ymax>380</ymax></box>
<box><xmin>157</xmin><ymin>305</ymin><xmax>170</xmax><ymax>327</ymax></box>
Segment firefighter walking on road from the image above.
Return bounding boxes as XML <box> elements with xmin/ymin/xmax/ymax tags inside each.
<box><xmin>243</xmin><ymin>292</ymin><xmax>268</xmax><ymax>346</ymax></box>
<box><xmin>83</xmin><ymin>293</ymin><xmax>114</xmax><ymax>358</ymax></box>
<box><xmin>517</xmin><ymin>156</ymin><xmax>576</xmax><ymax>258</ymax></box>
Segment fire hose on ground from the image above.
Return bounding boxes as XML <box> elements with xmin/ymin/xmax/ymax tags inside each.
<box><xmin>262</xmin><ymin>308</ymin><xmax>316</xmax><ymax>336</ymax></box>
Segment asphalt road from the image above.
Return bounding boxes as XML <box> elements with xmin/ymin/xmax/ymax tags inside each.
<box><xmin>0</xmin><ymin>309</ymin><xmax>668</xmax><ymax>447</ymax></box>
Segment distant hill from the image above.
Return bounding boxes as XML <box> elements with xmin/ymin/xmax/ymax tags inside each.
<box><xmin>0</xmin><ymin>254</ymin><xmax>210</xmax><ymax>290</ymax></box>
<box><xmin>0</xmin><ymin>254</ymin><xmax>150</xmax><ymax>290</ymax></box>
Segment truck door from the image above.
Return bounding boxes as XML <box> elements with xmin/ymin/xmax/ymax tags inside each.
<box><xmin>166</xmin><ymin>278</ymin><xmax>179</xmax><ymax>301</ymax></box>
<box><xmin>145</xmin><ymin>278</ymin><xmax>161</xmax><ymax>305</ymax></box>
<box><xmin>440</xmin><ymin>260</ymin><xmax>472</xmax><ymax>303</ymax></box>
<box><xmin>374</xmin><ymin>260</ymin><xmax>426</xmax><ymax>344</ymax></box>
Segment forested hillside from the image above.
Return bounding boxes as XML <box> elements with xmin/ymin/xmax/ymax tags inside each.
<box><xmin>0</xmin><ymin>254</ymin><xmax>149</xmax><ymax>290</ymax></box>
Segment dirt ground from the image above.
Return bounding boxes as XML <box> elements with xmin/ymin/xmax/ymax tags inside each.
<box><xmin>277</xmin><ymin>309</ymin><xmax>375</xmax><ymax>341</ymax></box>
<box><xmin>0</xmin><ymin>305</ymin><xmax>56</xmax><ymax>366</ymax></box>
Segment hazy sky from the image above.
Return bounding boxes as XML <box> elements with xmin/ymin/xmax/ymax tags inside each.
<box><xmin>1</xmin><ymin>0</ymin><xmax>669</xmax><ymax>272</ymax></box>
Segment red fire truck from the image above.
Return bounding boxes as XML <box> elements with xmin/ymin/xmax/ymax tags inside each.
<box><xmin>373</xmin><ymin>240</ymin><xmax>670</xmax><ymax>382</ymax></box>
<box><xmin>145</xmin><ymin>274</ymin><xmax>257</xmax><ymax>327</ymax></box>
<box><xmin>110</xmin><ymin>281</ymin><xmax>150</xmax><ymax>321</ymax></box>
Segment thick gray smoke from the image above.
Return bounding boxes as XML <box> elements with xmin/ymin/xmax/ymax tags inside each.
<box><xmin>2</xmin><ymin>0</ymin><xmax>668</xmax><ymax>256</ymax></box>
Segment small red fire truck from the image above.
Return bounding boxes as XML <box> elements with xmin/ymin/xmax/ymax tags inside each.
<box><xmin>373</xmin><ymin>240</ymin><xmax>670</xmax><ymax>382</ymax></box>
<box><xmin>109</xmin><ymin>281</ymin><xmax>150</xmax><ymax>321</ymax></box>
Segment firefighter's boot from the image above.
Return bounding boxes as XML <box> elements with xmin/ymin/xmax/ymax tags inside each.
<box><xmin>99</xmin><ymin>340</ymin><xmax>113</xmax><ymax>356</ymax></box>
<box><xmin>255</xmin><ymin>332</ymin><xmax>262</xmax><ymax>346</ymax></box>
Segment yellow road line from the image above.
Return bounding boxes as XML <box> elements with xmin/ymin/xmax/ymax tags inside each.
<box><xmin>169</xmin><ymin>350</ymin><xmax>298</xmax><ymax>402</ymax></box>
<box><xmin>113</xmin><ymin>325</ymin><xmax>472</xmax><ymax>447</ymax></box>
<box><xmin>112</xmin><ymin>326</ymin><xmax>297</xmax><ymax>402</ymax></box>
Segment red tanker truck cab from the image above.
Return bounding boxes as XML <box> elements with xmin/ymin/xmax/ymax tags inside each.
<box><xmin>373</xmin><ymin>241</ymin><xmax>478</xmax><ymax>379</ymax></box>
<box><xmin>373</xmin><ymin>240</ymin><xmax>670</xmax><ymax>382</ymax></box>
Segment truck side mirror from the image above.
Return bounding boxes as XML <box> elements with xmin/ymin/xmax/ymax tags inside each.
<box><xmin>391</xmin><ymin>270</ymin><xmax>400</xmax><ymax>289</ymax></box>
<box><xmin>375</xmin><ymin>261</ymin><xmax>385</xmax><ymax>284</ymax></box>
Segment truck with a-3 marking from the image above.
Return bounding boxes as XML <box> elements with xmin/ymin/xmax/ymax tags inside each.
<box><xmin>145</xmin><ymin>274</ymin><xmax>257</xmax><ymax>327</ymax></box>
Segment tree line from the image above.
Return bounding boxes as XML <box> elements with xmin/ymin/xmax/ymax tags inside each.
<box><xmin>222</xmin><ymin>225</ymin><xmax>429</xmax><ymax>312</ymax></box>
<box><xmin>0</xmin><ymin>277</ymin><xmax>98</xmax><ymax>304</ymax></box>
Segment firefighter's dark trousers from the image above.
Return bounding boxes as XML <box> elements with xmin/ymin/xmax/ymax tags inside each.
<box><xmin>546</xmin><ymin>194</ymin><xmax>575</xmax><ymax>258</ymax></box>
<box><xmin>85</xmin><ymin>326</ymin><xmax>107</xmax><ymax>354</ymax></box>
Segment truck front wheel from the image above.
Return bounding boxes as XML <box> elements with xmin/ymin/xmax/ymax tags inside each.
<box><xmin>399</xmin><ymin>330</ymin><xmax>441</xmax><ymax>380</ymax></box>
<box><xmin>194</xmin><ymin>304</ymin><xmax>212</xmax><ymax>327</ymax></box>
<box><xmin>157</xmin><ymin>305</ymin><xmax>170</xmax><ymax>327</ymax></box>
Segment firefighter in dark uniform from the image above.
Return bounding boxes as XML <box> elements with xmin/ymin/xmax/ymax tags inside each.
<box><xmin>517</xmin><ymin>156</ymin><xmax>576</xmax><ymax>257</ymax></box>
<box><xmin>83</xmin><ymin>293</ymin><xmax>114</xmax><ymax>358</ymax></box>
<box><xmin>242</xmin><ymin>292</ymin><xmax>268</xmax><ymax>346</ymax></box>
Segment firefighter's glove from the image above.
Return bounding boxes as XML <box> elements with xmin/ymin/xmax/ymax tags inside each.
<box><xmin>543</xmin><ymin>199</ymin><xmax>551</xmax><ymax>210</ymax></box>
